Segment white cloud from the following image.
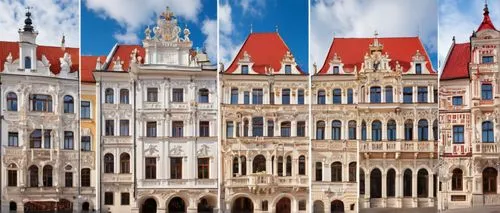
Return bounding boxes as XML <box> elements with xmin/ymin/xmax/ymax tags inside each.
<box><xmin>114</xmin><ymin>30</ymin><xmax>140</xmax><ymax>44</ymax></box>
<box><xmin>219</xmin><ymin>1</ymin><xmax>242</xmax><ymax>66</ymax></box>
<box><xmin>0</xmin><ymin>0</ymin><xmax>79</xmax><ymax>47</ymax></box>
<box><xmin>438</xmin><ymin>0</ymin><xmax>500</xmax><ymax>69</ymax></box>
<box><xmin>240</xmin><ymin>0</ymin><xmax>266</xmax><ymax>16</ymax></box>
<box><xmin>218</xmin><ymin>3</ymin><xmax>233</xmax><ymax>34</ymax></box>
<box><xmin>201</xmin><ymin>18</ymin><xmax>217</xmax><ymax>62</ymax></box>
<box><xmin>310</xmin><ymin>0</ymin><xmax>437</xmax><ymax>71</ymax></box>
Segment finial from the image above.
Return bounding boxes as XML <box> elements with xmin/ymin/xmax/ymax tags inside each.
<box><xmin>484</xmin><ymin>0</ymin><xmax>489</xmax><ymax>15</ymax></box>
<box><xmin>61</xmin><ymin>33</ymin><xmax>66</xmax><ymax>51</ymax></box>
<box><xmin>374</xmin><ymin>30</ymin><xmax>379</xmax><ymax>38</ymax></box>
<box><xmin>23</xmin><ymin>6</ymin><xmax>34</xmax><ymax>32</ymax></box>
<box><xmin>452</xmin><ymin>36</ymin><xmax>455</xmax><ymax>43</ymax></box>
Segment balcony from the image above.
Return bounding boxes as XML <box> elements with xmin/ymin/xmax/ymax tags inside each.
<box><xmin>102</xmin><ymin>135</ymin><xmax>133</xmax><ymax>144</ymax></box>
<box><xmin>474</xmin><ymin>143</ymin><xmax>500</xmax><ymax>154</ymax></box>
<box><xmin>359</xmin><ymin>141</ymin><xmax>436</xmax><ymax>153</ymax></box>
<box><xmin>312</xmin><ymin>140</ymin><xmax>357</xmax><ymax>151</ymax></box>
<box><xmin>30</xmin><ymin>149</ymin><xmax>58</xmax><ymax>162</ymax></box>
<box><xmin>226</xmin><ymin>136</ymin><xmax>309</xmax><ymax>145</ymax></box>
<box><xmin>222</xmin><ymin>104</ymin><xmax>308</xmax><ymax>114</ymax></box>
<box><xmin>137</xmin><ymin>178</ymin><xmax>217</xmax><ymax>188</ymax></box>
<box><xmin>226</xmin><ymin>174</ymin><xmax>308</xmax><ymax>188</ymax></box>
<box><xmin>103</xmin><ymin>173</ymin><xmax>133</xmax><ymax>182</ymax></box>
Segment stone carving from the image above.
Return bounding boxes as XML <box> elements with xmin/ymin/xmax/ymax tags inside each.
<box><xmin>144</xmin><ymin>144</ymin><xmax>159</xmax><ymax>155</ymax></box>
<box><xmin>197</xmin><ymin>144</ymin><xmax>211</xmax><ymax>156</ymax></box>
<box><xmin>59</xmin><ymin>52</ymin><xmax>72</xmax><ymax>73</ymax></box>
<box><xmin>170</xmin><ymin>145</ymin><xmax>184</xmax><ymax>156</ymax></box>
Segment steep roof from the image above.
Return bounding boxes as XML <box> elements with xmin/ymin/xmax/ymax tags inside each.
<box><xmin>106</xmin><ymin>44</ymin><xmax>145</xmax><ymax>71</ymax></box>
<box><xmin>225</xmin><ymin>32</ymin><xmax>305</xmax><ymax>74</ymax></box>
<box><xmin>81</xmin><ymin>55</ymin><xmax>106</xmax><ymax>83</ymax></box>
<box><xmin>477</xmin><ymin>4</ymin><xmax>497</xmax><ymax>32</ymax></box>
<box><xmin>440</xmin><ymin>43</ymin><xmax>471</xmax><ymax>80</ymax></box>
<box><xmin>0</xmin><ymin>41</ymin><xmax>79</xmax><ymax>74</ymax></box>
<box><xmin>317</xmin><ymin>37</ymin><xmax>435</xmax><ymax>75</ymax></box>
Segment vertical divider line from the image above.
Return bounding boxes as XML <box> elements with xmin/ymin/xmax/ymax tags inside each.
<box><xmin>216</xmin><ymin>0</ymin><xmax>222</xmax><ymax>210</ymax></box>
<box><xmin>308</xmin><ymin>0</ymin><xmax>313</xmax><ymax>209</ymax></box>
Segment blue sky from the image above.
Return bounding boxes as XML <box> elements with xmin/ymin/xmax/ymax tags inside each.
<box><xmin>81</xmin><ymin>0</ymin><xmax>217</xmax><ymax>62</ymax></box>
<box><xmin>219</xmin><ymin>0</ymin><xmax>309</xmax><ymax>72</ymax></box>
<box><xmin>439</xmin><ymin>0</ymin><xmax>500</xmax><ymax>70</ymax></box>
<box><xmin>311</xmin><ymin>0</ymin><xmax>438</xmax><ymax>71</ymax></box>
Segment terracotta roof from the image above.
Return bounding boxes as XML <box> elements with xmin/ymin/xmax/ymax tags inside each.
<box><xmin>225</xmin><ymin>32</ymin><xmax>305</xmax><ymax>75</ymax></box>
<box><xmin>440</xmin><ymin>43</ymin><xmax>471</xmax><ymax>80</ymax></box>
<box><xmin>106</xmin><ymin>45</ymin><xmax>145</xmax><ymax>71</ymax></box>
<box><xmin>477</xmin><ymin>5</ymin><xmax>497</xmax><ymax>32</ymax></box>
<box><xmin>81</xmin><ymin>55</ymin><xmax>106</xmax><ymax>83</ymax></box>
<box><xmin>0</xmin><ymin>41</ymin><xmax>79</xmax><ymax>74</ymax></box>
<box><xmin>317</xmin><ymin>37</ymin><xmax>435</xmax><ymax>75</ymax></box>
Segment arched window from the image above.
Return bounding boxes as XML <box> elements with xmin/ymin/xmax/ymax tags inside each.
<box><xmin>482</xmin><ymin>121</ymin><xmax>494</xmax><ymax>143</ymax></box>
<box><xmin>332</xmin><ymin>89</ymin><xmax>341</xmax><ymax>104</ymax></box>
<box><xmin>7</xmin><ymin>164</ymin><xmax>17</xmax><ymax>187</ymax></box>
<box><xmin>253</xmin><ymin>155</ymin><xmax>266</xmax><ymax>173</ymax></box>
<box><xmin>331</xmin><ymin>162</ymin><xmax>342</xmax><ymax>182</ymax></box>
<box><xmin>405</xmin><ymin>120</ymin><xmax>413</xmax><ymax>141</ymax></box>
<box><xmin>361</xmin><ymin>121</ymin><xmax>367</xmax><ymax>140</ymax></box>
<box><xmin>252</xmin><ymin>117</ymin><xmax>263</xmax><ymax>137</ymax></box>
<box><xmin>120</xmin><ymin>153</ymin><xmax>130</xmax><ymax>173</ymax></box>
<box><xmin>81</xmin><ymin>168</ymin><xmax>91</xmax><ymax>187</ymax></box>
<box><xmin>63</xmin><ymin>95</ymin><xmax>74</xmax><ymax>113</ymax></box>
<box><xmin>403</xmin><ymin>169</ymin><xmax>412</xmax><ymax>197</ymax></box>
<box><xmin>105</xmin><ymin>88</ymin><xmax>114</xmax><ymax>104</ymax></box>
<box><xmin>317</xmin><ymin>89</ymin><xmax>326</xmax><ymax>104</ymax></box>
<box><xmin>418</xmin><ymin>119</ymin><xmax>428</xmax><ymax>141</ymax></box>
<box><xmin>372</xmin><ymin>120</ymin><xmax>382</xmax><ymax>141</ymax></box>
<box><xmin>243</xmin><ymin>119</ymin><xmax>249</xmax><ymax>137</ymax></box>
<box><xmin>25</xmin><ymin>56</ymin><xmax>31</xmax><ymax>69</ymax></box>
<box><xmin>315</xmin><ymin>162</ymin><xmax>323</xmax><ymax>181</ymax></box>
<box><xmin>387</xmin><ymin>169</ymin><xmax>396</xmax><ymax>197</ymax></box>
<box><xmin>298</xmin><ymin>155</ymin><xmax>306</xmax><ymax>175</ymax></box>
<box><xmin>120</xmin><ymin>89</ymin><xmax>129</xmax><ymax>104</ymax></box>
<box><xmin>286</xmin><ymin>156</ymin><xmax>292</xmax><ymax>176</ymax></box>
<box><xmin>230</xmin><ymin>88</ymin><xmax>238</xmax><ymax>104</ymax></box>
<box><xmin>332</xmin><ymin>120</ymin><xmax>342</xmax><ymax>140</ymax></box>
<box><xmin>360</xmin><ymin>169</ymin><xmax>365</xmax><ymax>194</ymax></box>
<box><xmin>348</xmin><ymin>120</ymin><xmax>357</xmax><ymax>140</ymax></box>
<box><xmin>316</xmin><ymin>121</ymin><xmax>325</xmax><ymax>140</ymax></box>
<box><xmin>29</xmin><ymin>165</ymin><xmax>38</xmax><ymax>187</ymax></box>
<box><xmin>452</xmin><ymin>168</ymin><xmax>463</xmax><ymax>191</ymax></box>
<box><xmin>6</xmin><ymin>92</ymin><xmax>17</xmax><ymax>111</ymax></box>
<box><xmin>199</xmin><ymin>88</ymin><xmax>209</xmax><ymax>103</ymax></box>
<box><xmin>9</xmin><ymin>202</ymin><xmax>16</xmax><ymax>211</ymax></box>
<box><xmin>483</xmin><ymin>167</ymin><xmax>497</xmax><ymax>194</ymax></box>
<box><xmin>349</xmin><ymin>162</ymin><xmax>356</xmax><ymax>182</ymax></box>
<box><xmin>232</xmin><ymin>157</ymin><xmax>239</xmax><ymax>177</ymax></box>
<box><xmin>241</xmin><ymin>156</ymin><xmax>247</xmax><ymax>176</ymax></box>
<box><xmin>64</xmin><ymin>165</ymin><xmax>73</xmax><ymax>187</ymax></box>
<box><xmin>417</xmin><ymin>169</ymin><xmax>429</xmax><ymax>197</ymax></box>
<box><xmin>385</xmin><ymin>86</ymin><xmax>393</xmax><ymax>103</ymax></box>
<box><xmin>104</xmin><ymin>153</ymin><xmax>114</xmax><ymax>173</ymax></box>
<box><xmin>281</xmin><ymin>121</ymin><xmax>291</xmax><ymax>137</ymax></box>
<box><xmin>433</xmin><ymin>120</ymin><xmax>438</xmax><ymax>141</ymax></box>
<box><xmin>387</xmin><ymin>119</ymin><xmax>396</xmax><ymax>141</ymax></box>
<box><xmin>278</xmin><ymin>156</ymin><xmax>284</xmax><ymax>176</ymax></box>
<box><xmin>370</xmin><ymin>169</ymin><xmax>382</xmax><ymax>198</ymax></box>
<box><xmin>347</xmin><ymin>89</ymin><xmax>353</xmax><ymax>104</ymax></box>
<box><xmin>370</xmin><ymin>86</ymin><xmax>381</xmax><ymax>103</ymax></box>
<box><xmin>42</xmin><ymin>165</ymin><xmax>53</xmax><ymax>187</ymax></box>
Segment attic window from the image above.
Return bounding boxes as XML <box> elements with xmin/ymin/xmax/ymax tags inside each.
<box><xmin>333</xmin><ymin>66</ymin><xmax>339</xmax><ymax>74</ymax></box>
<box><xmin>25</xmin><ymin>56</ymin><xmax>31</xmax><ymax>69</ymax></box>
<box><xmin>482</xmin><ymin>56</ymin><xmax>494</xmax><ymax>64</ymax></box>
<box><xmin>285</xmin><ymin>65</ymin><xmax>291</xmax><ymax>74</ymax></box>
<box><xmin>242</xmin><ymin>65</ymin><xmax>249</xmax><ymax>74</ymax></box>
<box><xmin>415</xmin><ymin>63</ymin><xmax>422</xmax><ymax>74</ymax></box>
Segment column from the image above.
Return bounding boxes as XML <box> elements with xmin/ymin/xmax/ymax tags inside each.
<box><xmin>365</xmin><ymin>173</ymin><xmax>371</xmax><ymax>199</ymax></box>
<box><xmin>412</xmin><ymin>173</ymin><xmax>418</xmax><ymax>207</ymax></box>
<box><xmin>322</xmin><ymin>162</ymin><xmax>326</xmax><ymax>181</ymax></box>
<box><xmin>381</xmin><ymin>87</ymin><xmax>385</xmax><ymax>103</ymax></box>
<box><xmin>382</xmin><ymin>122</ymin><xmax>387</xmax><ymax>141</ymax></box>
<box><xmin>428</xmin><ymin>172</ymin><xmax>434</xmax><ymax>198</ymax></box>
<box><xmin>367</xmin><ymin>122</ymin><xmax>372</xmax><ymax>141</ymax></box>
<box><xmin>413</xmin><ymin>86</ymin><xmax>417</xmax><ymax>103</ymax></box>
<box><xmin>266</xmin><ymin>157</ymin><xmax>272</xmax><ymax>175</ymax></box>
<box><xmin>325</xmin><ymin>122</ymin><xmax>331</xmax><ymax>140</ymax></box>
<box><xmin>382</xmin><ymin>173</ymin><xmax>387</xmax><ymax>207</ymax></box>
<box><xmin>428</xmin><ymin>85</ymin><xmax>433</xmax><ymax>103</ymax></box>
<box><xmin>291</xmin><ymin>121</ymin><xmax>297</xmax><ymax>137</ymax></box>
<box><xmin>248</xmin><ymin>118</ymin><xmax>253</xmax><ymax>137</ymax></box>
<box><xmin>413</xmin><ymin>121</ymin><xmax>418</xmax><ymax>142</ymax></box>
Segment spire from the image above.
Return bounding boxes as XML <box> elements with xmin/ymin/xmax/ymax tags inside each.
<box><xmin>477</xmin><ymin>1</ymin><xmax>497</xmax><ymax>32</ymax></box>
<box><xmin>23</xmin><ymin>6</ymin><xmax>34</xmax><ymax>32</ymax></box>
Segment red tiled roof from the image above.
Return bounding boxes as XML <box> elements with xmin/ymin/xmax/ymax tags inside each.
<box><xmin>0</xmin><ymin>41</ymin><xmax>79</xmax><ymax>74</ymax></box>
<box><xmin>106</xmin><ymin>45</ymin><xmax>145</xmax><ymax>71</ymax></box>
<box><xmin>477</xmin><ymin>6</ymin><xmax>497</xmax><ymax>32</ymax></box>
<box><xmin>81</xmin><ymin>55</ymin><xmax>105</xmax><ymax>83</ymax></box>
<box><xmin>225</xmin><ymin>32</ymin><xmax>304</xmax><ymax>74</ymax></box>
<box><xmin>440</xmin><ymin>43</ymin><xmax>471</xmax><ymax>80</ymax></box>
<box><xmin>317</xmin><ymin>37</ymin><xmax>435</xmax><ymax>75</ymax></box>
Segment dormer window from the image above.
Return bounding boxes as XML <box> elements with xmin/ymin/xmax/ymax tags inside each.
<box><xmin>25</xmin><ymin>56</ymin><xmax>31</xmax><ymax>69</ymax></box>
<box><xmin>333</xmin><ymin>66</ymin><xmax>339</xmax><ymax>74</ymax></box>
<box><xmin>242</xmin><ymin>65</ymin><xmax>249</xmax><ymax>74</ymax></box>
<box><xmin>482</xmin><ymin>56</ymin><xmax>494</xmax><ymax>64</ymax></box>
<box><xmin>285</xmin><ymin>65</ymin><xmax>291</xmax><ymax>74</ymax></box>
<box><xmin>415</xmin><ymin>63</ymin><xmax>422</xmax><ymax>74</ymax></box>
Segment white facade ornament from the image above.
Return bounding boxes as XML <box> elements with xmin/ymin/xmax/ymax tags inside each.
<box><xmin>144</xmin><ymin>144</ymin><xmax>159</xmax><ymax>155</ymax></box>
<box><xmin>59</xmin><ymin>52</ymin><xmax>72</xmax><ymax>73</ymax></box>
<box><xmin>197</xmin><ymin>144</ymin><xmax>211</xmax><ymax>156</ymax></box>
<box><xmin>113</xmin><ymin>56</ymin><xmax>124</xmax><ymax>71</ymax></box>
<box><xmin>170</xmin><ymin>145</ymin><xmax>184</xmax><ymax>156</ymax></box>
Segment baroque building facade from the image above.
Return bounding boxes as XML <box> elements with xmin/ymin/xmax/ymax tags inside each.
<box><xmin>0</xmin><ymin>11</ymin><xmax>96</xmax><ymax>212</ymax></box>
<box><xmin>92</xmin><ymin>7</ymin><xmax>218</xmax><ymax>213</ymax></box>
<box><xmin>439</xmin><ymin>4</ymin><xmax>500</xmax><ymax>211</ymax></box>
<box><xmin>220</xmin><ymin>32</ymin><xmax>309</xmax><ymax>213</ymax></box>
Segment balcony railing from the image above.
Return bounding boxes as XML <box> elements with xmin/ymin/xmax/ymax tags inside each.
<box><xmin>102</xmin><ymin>173</ymin><xmax>133</xmax><ymax>182</ymax></box>
<box><xmin>312</xmin><ymin>140</ymin><xmax>357</xmax><ymax>151</ymax></box>
<box><xmin>227</xmin><ymin>174</ymin><xmax>308</xmax><ymax>188</ymax></box>
<box><xmin>359</xmin><ymin>141</ymin><xmax>436</xmax><ymax>152</ymax></box>
<box><xmin>138</xmin><ymin>178</ymin><xmax>217</xmax><ymax>188</ymax></box>
<box><xmin>475</xmin><ymin>143</ymin><xmax>500</xmax><ymax>154</ymax></box>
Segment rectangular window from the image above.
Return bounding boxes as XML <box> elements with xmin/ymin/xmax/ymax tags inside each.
<box><xmin>297</xmin><ymin>89</ymin><xmax>304</xmax><ymax>104</ymax></box>
<box><xmin>299</xmin><ymin>200</ymin><xmax>306</xmax><ymax>211</ymax></box>
<box><xmin>65</xmin><ymin>172</ymin><xmax>72</xmax><ymax>187</ymax></box>
<box><xmin>121</xmin><ymin>193</ymin><xmax>130</xmax><ymax>205</ymax></box>
<box><xmin>281</xmin><ymin>122</ymin><xmax>291</xmax><ymax>137</ymax></box>
<box><xmin>198</xmin><ymin>158</ymin><xmax>210</xmax><ymax>179</ymax></box>
<box><xmin>198</xmin><ymin>89</ymin><xmax>209</xmax><ymax>103</ymax></box>
<box><xmin>230</xmin><ymin>88</ymin><xmax>238</xmax><ymax>104</ymax></box>
<box><xmin>252</xmin><ymin>89</ymin><xmax>263</xmax><ymax>104</ymax></box>
<box><xmin>347</xmin><ymin>89</ymin><xmax>353</xmax><ymax>104</ymax></box>
<box><xmin>452</xmin><ymin>96</ymin><xmax>463</xmax><ymax>106</ymax></box>
<box><xmin>244</xmin><ymin>91</ymin><xmax>250</xmax><ymax>104</ymax></box>
<box><xmin>120</xmin><ymin>89</ymin><xmax>129</xmax><ymax>104</ymax></box>
<box><xmin>226</xmin><ymin>121</ymin><xmax>234</xmax><ymax>138</ymax></box>
<box><xmin>172</xmin><ymin>121</ymin><xmax>183</xmax><ymax>137</ymax></box>
<box><xmin>146</xmin><ymin>121</ymin><xmax>157</xmax><ymax>137</ymax></box>
<box><xmin>333</xmin><ymin>66</ymin><xmax>339</xmax><ymax>74</ymax></box>
<box><xmin>285</xmin><ymin>65</ymin><xmax>291</xmax><ymax>74</ymax></box>
<box><xmin>120</xmin><ymin>120</ymin><xmax>129</xmax><ymax>136</ymax></box>
<box><xmin>172</xmin><ymin>88</ymin><xmax>184</xmax><ymax>102</ymax></box>
<box><xmin>145</xmin><ymin>157</ymin><xmax>156</xmax><ymax>179</ymax></box>
<box><xmin>44</xmin><ymin>130</ymin><xmax>51</xmax><ymax>149</ymax></box>
<box><xmin>104</xmin><ymin>192</ymin><xmax>114</xmax><ymax>205</ymax></box>
<box><xmin>8</xmin><ymin>132</ymin><xmax>18</xmax><ymax>147</ymax></box>
<box><xmin>81</xmin><ymin>101</ymin><xmax>91</xmax><ymax>119</ymax></box>
<box><xmin>242</xmin><ymin>65</ymin><xmax>249</xmax><ymax>74</ymax></box>
<box><xmin>453</xmin><ymin>125</ymin><xmax>464</xmax><ymax>144</ymax></box>
<box><xmin>297</xmin><ymin>121</ymin><xmax>306</xmax><ymax>137</ymax></box>
<box><xmin>482</xmin><ymin>84</ymin><xmax>493</xmax><ymax>100</ymax></box>
<box><xmin>370</xmin><ymin>87</ymin><xmax>381</xmax><ymax>103</ymax></box>
<box><xmin>200</xmin><ymin>121</ymin><xmax>210</xmax><ymax>137</ymax></box>
<box><xmin>418</xmin><ymin>87</ymin><xmax>428</xmax><ymax>103</ymax></box>
<box><xmin>8</xmin><ymin>170</ymin><xmax>17</xmax><ymax>186</ymax></box>
<box><xmin>403</xmin><ymin>87</ymin><xmax>413</xmax><ymax>103</ymax></box>
<box><xmin>147</xmin><ymin>88</ymin><xmax>158</xmax><ymax>102</ymax></box>
<box><xmin>333</xmin><ymin>89</ymin><xmax>342</xmax><ymax>104</ymax></box>
<box><xmin>105</xmin><ymin>120</ymin><xmax>114</xmax><ymax>136</ymax></box>
<box><xmin>81</xmin><ymin>136</ymin><xmax>91</xmax><ymax>151</ymax></box>
<box><xmin>415</xmin><ymin>63</ymin><xmax>422</xmax><ymax>74</ymax></box>
<box><xmin>170</xmin><ymin>157</ymin><xmax>183</xmax><ymax>179</ymax></box>
<box><xmin>270</xmin><ymin>91</ymin><xmax>275</xmax><ymax>104</ymax></box>
<box><xmin>385</xmin><ymin>87</ymin><xmax>393</xmax><ymax>103</ymax></box>
<box><xmin>64</xmin><ymin>131</ymin><xmax>74</xmax><ymax>150</ymax></box>
<box><xmin>482</xmin><ymin>56</ymin><xmax>494</xmax><ymax>64</ymax></box>
<box><xmin>30</xmin><ymin>94</ymin><xmax>52</xmax><ymax>112</ymax></box>
<box><xmin>282</xmin><ymin>89</ymin><xmax>290</xmax><ymax>104</ymax></box>
<box><xmin>267</xmin><ymin>120</ymin><xmax>274</xmax><ymax>137</ymax></box>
